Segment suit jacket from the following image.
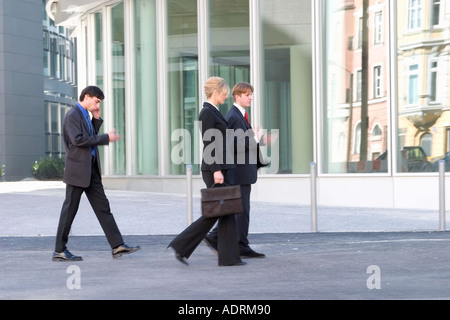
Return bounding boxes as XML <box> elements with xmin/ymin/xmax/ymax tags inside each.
<box><xmin>226</xmin><ymin>105</ymin><xmax>259</xmax><ymax>185</ymax></box>
<box><xmin>199</xmin><ymin>102</ymin><xmax>234</xmax><ymax>175</ymax></box>
<box><xmin>62</xmin><ymin>105</ymin><xmax>110</xmax><ymax>188</ymax></box>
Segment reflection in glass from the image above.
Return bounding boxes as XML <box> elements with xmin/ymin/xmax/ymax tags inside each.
<box><xmin>260</xmin><ymin>0</ymin><xmax>313</xmax><ymax>174</ymax></box>
<box><xmin>209</xmin><ymin>0</ymin><xmax>250</xmax><ymax>115</ymax></box>
<box><xmin>323</xmin><ymin>0</ymin><xmax>389</xmax><ymax>173</ymax></box>
<box><xmin>397</xmin><ymin>0</ymin><xmax>449</xmax><ymax>172</ymax></box>
<box><xmin>94</xmin><ymin>12</ymin><xmax>105</xmax><ymax>164</ymax></box>
<box><xmin>134</xmin><ymin>0</ymin><xmax>158</xmax><ymax>175</ymax></box>
<box><xmin>168</xmin><ymin>0</ymin><xmax>199</xmax><ymax>175</ymax></box>
<box><xmin>110</xmin><ymin>2</ymin><xmax>126</xmax><ymax>175</ymax></box>
<box><xmin>95</xmin><ymin>12</ymin><xmax>103</xmax><ymax>88</ymax></box>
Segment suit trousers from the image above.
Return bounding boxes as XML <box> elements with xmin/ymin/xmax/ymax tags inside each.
<box><xmin>168</xmin><ymin>170</ymin><xmax>241</xmax><ymax>266</ymax></box>
<box><xmin>54</xmin><ymin>158</ymin><xmax>124</xmax><ymax>252</ymax></box>
<box><xmin>209</xmin><ymin>184</ymin><xmax>252</xmax><ymax>252</ymax></box>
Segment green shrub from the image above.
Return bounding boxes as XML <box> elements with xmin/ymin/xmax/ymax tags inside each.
<box><xmin>0</xmin><ymin>165</ymin><xmax>4</xmax><ymax>178</ymax></box>
<box><xmin>31</xmin><ymin>157</ymin><xmax>65</xmax><ymax>180</ymax></box>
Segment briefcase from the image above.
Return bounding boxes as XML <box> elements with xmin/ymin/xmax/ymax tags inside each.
<box><xmin>201</xmin><ymin>184</ymin><xmax>243</xmax><ymax>218</ymax></box>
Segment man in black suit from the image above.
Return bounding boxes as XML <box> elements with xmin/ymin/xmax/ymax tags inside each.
<box><xmin>205</xmin><ymin>82</ymin><xmax>266</xmax><ymax>259</ymax></box>
<box><xmin>52</xmin><ymin>86</ymin><xmax>140</xmax><ymax>261</ymax></box>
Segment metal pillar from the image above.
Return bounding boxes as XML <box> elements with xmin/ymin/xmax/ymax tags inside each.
<box><xmin>186</xmin><ymin>165</ymin><xmax>193</xmax><ymax>226</ymax></box>
<box><xmin>310</xmin><ymin>162</ymin><xmax>318</xmax><ymax>232</ymax></box>
<box><xmin>439</xmin><ymin>160</ymin><xmax>446</xmax><ymax>231</ymax></box>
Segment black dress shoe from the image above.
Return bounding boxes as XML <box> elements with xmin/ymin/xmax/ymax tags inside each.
<box><xmin>52</xmin><ymin>250</ymin><xmax>82</xmax><ymax>262</ymax></box>
<box><xmin>240</xmin><ymin>249</ymin><xmax>265</xmax><ymax>259</ymax></box>
<box><xmin>112</xmin><ymin>244</ymin><xmax>140</xmax><ymax>259</ymax></box>
<box><xmin>203</xmin><ymin>236</ymin><xmax>218</xmax><ymax>255</ymax></box>
<box><xmin>175</xmin><ymin>253</ymin><xmax>189</xmax><ymax>266</ymax></box>
<box><xmin>219</xmin><ymin>261</ymin><xmax>247</xmax><ymax>267</ymax></box>
<box><xmin>168</xmin><ymin>246</ymin><xmax>189</xmax><ymax>265</ymax></box>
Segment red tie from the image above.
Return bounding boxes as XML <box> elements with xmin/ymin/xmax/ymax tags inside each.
<box><xmin>244</xmin><ymin>112</ymin><xmax>250</xmax><ymax>125</ymax></box>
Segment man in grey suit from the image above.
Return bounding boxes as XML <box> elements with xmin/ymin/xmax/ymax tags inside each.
<box><xmin>52</xmin><ymin>86</ymin><xmax>140</xmax><ymax>261</ymax></box>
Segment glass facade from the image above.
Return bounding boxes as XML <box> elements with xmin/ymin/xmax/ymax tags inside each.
<box><xmin>168</xmin><ymin>0</ymin><xmax>199</xmax><ymax>175</ymax></box>
<box><xmin>396</xmin><ymin>0</ymin><xmax>450</xmax><ymax>173</ymax></box>
<box><xmin>43</xmin><ymin>18</ymin><xmax>76</xmax><ymax>82</ymax></box>
<box><xmin>43</xmin><ymin>0</ymin><xmax>77</xmax><ymax>158</ymax></box>
<box><xmin>55</xmin><ymin>0</ymin><xmax>450</xmax><ymax>182</ymax></box>
<box><xmin>210</xmin><ymin>0</ymin><xmax>250</xmax><ymax>115</ymax></box>
<box><xmin>322</xmin><ymin>0</ymin><xmax>390</xmax><ymax>174</ymax></box>
<box><xmin>134</xmin><ymin>0</ymin><xmax>158</xmax><ymax>175</ymax></box>
<box><xmin>322</xmin><ymin>0</ymin><xmax>450</xmax><ymax>175</ymax></box>
<box><xmin>110</xmin><ymin>2</ymin><xmax>126</xmax><ymax>175</ymax></box>
<box><xmin>260</xmin><ymin>0</ymin><xmax>313</xmax><ymax>174</ymax></box>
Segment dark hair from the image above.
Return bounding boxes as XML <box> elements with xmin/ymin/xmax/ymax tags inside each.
<box><xmin>79</xmin><ymin>86</ymin><xmax>105</xmax><ymax>101</ymax></box>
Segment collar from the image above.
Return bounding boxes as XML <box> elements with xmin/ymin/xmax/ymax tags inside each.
<box><xmin>205</xmin><ymin>101</ymin><xmax>219</xmax><ymax>111</ymax></box>
<box><xmin>234</xmin><ymin>103</ymin><xmax>246</xmax><ymax>117</ymax></box>
<box><xmin>76</xmin><ymin>102</ymin><xmax>89</xmax><ymax>118</ymax></box>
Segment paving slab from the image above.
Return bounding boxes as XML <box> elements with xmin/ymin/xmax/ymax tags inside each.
<box><xmin>1</xmin><ymin>232</ymin><xmax>450</xmax><ymax>301</ymax></box>
<box><xmin>1</xmin><ymin>181</ymin><xmax>449</xmax><ymax>305</ymax></box>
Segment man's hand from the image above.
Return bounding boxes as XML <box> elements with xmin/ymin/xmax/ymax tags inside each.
<box><xmin>213</xmin><ymin>171</ymin><xmax>224</xmax><ymax>185</ymax></box>
<box><xmin>91</xmin><ymin>107</ymin><xmax>101</xmax><ymax>119</ymax></box>
<box><xmin>108</xmin><ymin>128</ymin><xmax>121</xmax><ymax>142</ymax></box>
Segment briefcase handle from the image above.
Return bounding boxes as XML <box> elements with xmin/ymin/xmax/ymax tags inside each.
<box><xmin>210</xmin><ymin>183</ymin><xmax>229</xmax><ymax>188</ymax></box>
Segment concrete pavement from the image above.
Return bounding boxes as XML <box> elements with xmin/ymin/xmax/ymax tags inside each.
<box><xmin>1</xmin><ymin>180</ymin><xmax>450</xmax><ymax>302</ymax></box>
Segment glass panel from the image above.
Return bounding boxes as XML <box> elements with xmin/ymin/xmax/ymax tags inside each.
<box><xmin>60</xmin><ymin>105</ymin><xmax>70</xmax><ymax>157</ymax></box>
<box><xmin>134</xmin><ymin>0</ymin><xmax>158</xmax><ymax>175</ymax></box>
<box><xmin>110</xmin><ymin>2</ymin><xmax>126</xmax><ymax>175</ymax></box>
<box><xmin>51</xmin><ymin>103</ymin><xmax>60</xmax><ymax>156</ymax></box>
<box><xmin>322</xmin><ymin>0</ymin><xmax>389</xmax><ymax>174</ymax></box>
<box><xmin>94</xmin><ymin>12</ymin><xmax>105</xmax><ymax>165</ymax></box>
<box><xmin>209</xmin><ymin>0</ymin><xmax>250</xmax><ymax>115</ymax></box>
<box><xmin>94</xmin><ymin>12</ymin><xmax>104</xmax><ymax>88</ymax></box>
<box><xmin>260</xmin><ymin>0</ymin><xmax>313</xmax><ymax>174</ymax></box>
<box><xmin>167</xmin><ymin>0</ymin><xmax>199</xmax><ymax>175</ymax></box>
<box><xmin>43</xmin><ymin>31</ymin><xmax>49</xmax><ymax>76</ymax></box>
<box><xmin>50</xmin><ymin>31</ymin><xmax>58</xmax><ymax>78</ymax></box>
<box><xmin>397</xmin><ymin>0</ymin><xmax>448</xmax><ymax>173</ymax></box>
<box><xmin>45</xmin><ymin>102</ymin><xmax>50</xmax><ymax>155</ymax></box>
<box><xmin>432</xmin><ymin>0</ymin><xmax>441</xmax><ymax>26</ymax></box>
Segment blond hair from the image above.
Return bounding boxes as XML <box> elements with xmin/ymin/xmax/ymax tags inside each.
<box><xmin>204</xmin><ymin>77</ymin><xmax>229</xmax><ymax>99</ymax></box>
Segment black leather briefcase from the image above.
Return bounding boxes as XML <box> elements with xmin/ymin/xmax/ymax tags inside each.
<box><xmin>201</xmin><ymin>184</ymin><xmax>242</xmax><ymax>218</ymax></box>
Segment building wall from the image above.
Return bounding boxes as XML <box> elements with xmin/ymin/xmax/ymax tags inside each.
<box><xmin>0</xmin><ymin>0</ymin><xmax>44</xmax><ymax>180</ymax></box>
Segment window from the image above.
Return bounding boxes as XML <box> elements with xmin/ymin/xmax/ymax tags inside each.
<box><xmin>109</xmin><ymin>2</ymin><xmax>126</xmax><ymax>175</ymax></box>
<box><xmin>396</xmin><ymin>0</ymin><xmax>449</xmax><ymax>172</ymax></box>
<box><xmin>373</xmin><ymin>65</ymin><xmax>382</xmax><ymax>98</ymax></box>
<box><xmin>408</xmin><ymin>0</ymin><xmax>422</xmax><ymax>30</ymax></box>
<box><xmin>45</xmin><ymin>102</ymin><xmax>70</xmax><ymax>158</ymax></box>
<box><xmin>358</xmin><ymin>17</ymin><xmax>363</xmax><ymax>48</ymax></box>
<box><xmin>421</xmin><ymin>133</ymin><xmax>432</xmax><ymax>157</ymax></box>
<box><xmin>94</xmin><ymin>12</ymin><xmax>103</xmax><ymax>88</ymax></box>
<box><xmin>134</xmin><ymin>0</ymin><xmax>158</xmax><ymax>175</ymax></box>
<box><xmin>430</xmin><ymin>61</ymin><xmax>438</xmax><ymax>102</ymax></box>
<box><xmin>447</xmin><ymin>129</ymin><xmax>450</xmax><ymax>153</ymax></box>
<box><xmin>374</xmin><ymin>12</ymin><xmax>383</xmax><ymax>44</ymax></box>
<box><xmin>348</xmin><ymin>36</ymin><xmax>354</xmax><ymax>50</ymax></box>
<box><xmin>372</xmin><ymin>124</ymin><xmax>382</xmax><ymax>138</ymax></box>
<box><xmin>354</xmin><ymin>122</ymin><xmax>361</xmax><ymax>155</ymax></box>
<box><xmin>43</xmin><ymin>31</ymin><xmax>49</xmax><ymax>76</ymax></box>
<box><xmin>356</xmin><ymin>70</ymin><xmax>362</xmax><ymax>101</ymax></box>
<box><xmin>432</xmin><ymin>0</ymin><xmax>441</xmax><ymax>26</ymax></box>
<box><xmin>323</xmin><ymin>0</ymin><xmax>389</xmax><ymax>173</ymax></box>
<box><xmin>209</xmin><ymin>0</ymin><xmax>250</xmax><ymax>114</ymax></box>
<box><xmin>408</xmin><ymin>64</ymin><xmax>419</xmax><ymax>105</ymax></box>
<box><xmin>260</xmin><ymin>0</ymin><xmax>313</xmax><ymax>174</ymax></box>
<box><xmin>167</xmin><ymin>0</ymin><xmax>199</xmax><ymax>175</ymax></box>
